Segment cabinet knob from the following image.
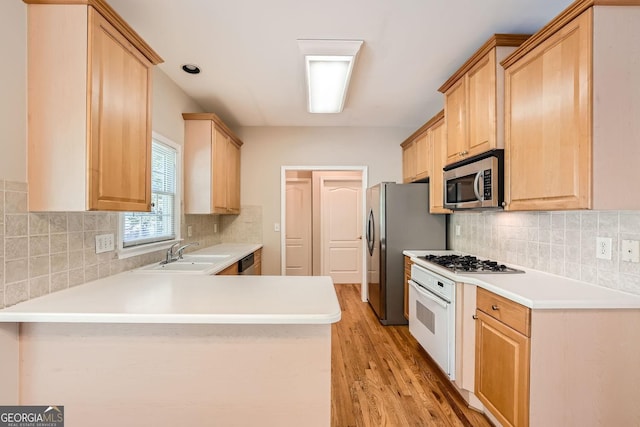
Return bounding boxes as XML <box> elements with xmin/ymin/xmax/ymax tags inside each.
<box><xmin>459</xmin><ymin>150</ymin><xmax>468</xmax><ymax>156</ymax></box>
<box><xmin>491</xmin><ymin>305</ymin><xmax>499</xmax><ymax>310</ymax></box>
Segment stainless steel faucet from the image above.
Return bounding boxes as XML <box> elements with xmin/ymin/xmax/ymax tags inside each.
<box><xmin>162</xmin><ymin>242</ymin><xmax>182</xmax><ymax>265</ymax></box>
<box><xmin>176</xmin><ymin>242</ymin><xmax>199</xmax><ymax>259</ymax></box>
<box><xmin>161</xmin><ymin>241</ymin><xmax>200</xmax><ymax>265</ymax></box>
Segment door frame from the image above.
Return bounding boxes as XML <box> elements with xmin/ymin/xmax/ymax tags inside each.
<box><xmin>281</xmin><ymin>166</ymin><xmax>368</xmax><ymax>302</ymax></box>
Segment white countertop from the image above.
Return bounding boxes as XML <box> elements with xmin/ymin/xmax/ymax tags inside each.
<box><xmin>135</xmin><ymin>242</ymin><xmax>264</xmax><ymax>275</ymax></box>
<box><xmin>0</xmin><ymin>243</ymin><xmax>341</xmax><ymax>325</ymax></box>
<box><xmin>403</xmin><ymin>250</ymin><xmax>640</xmax><ymax>310</ymax></box>
<box><xmin>0</xmin><ymin>273</ymin><xmax>341</xmax><ymax>324</ymax></box>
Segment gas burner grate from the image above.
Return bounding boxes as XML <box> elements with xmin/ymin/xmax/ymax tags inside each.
<box><xmin>421</xmin><ymin>254</ymin><xmax>524</xmax><ymax>274</ymax></box>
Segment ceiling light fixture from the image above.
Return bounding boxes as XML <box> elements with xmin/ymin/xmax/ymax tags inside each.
<box><xmin>297</xmin><ymin>39</ymin><xmax>363</xmax><ymax>114</ymax></box>
<box><xmin>181</xmin><ymin>64</ymin><xmax>201</xmax><ymax>74</ymax></box>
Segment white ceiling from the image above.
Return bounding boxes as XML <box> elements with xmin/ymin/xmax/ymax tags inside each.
<box><xmin>108</xmin><ymin>0</ymin><xmax>573</xmax><ymax>129</ymax></box>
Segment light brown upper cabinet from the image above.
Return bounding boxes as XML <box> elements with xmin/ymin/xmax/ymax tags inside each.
<box><xmin>428</xmin><ymin>112</ymin><xmax>451</xmax><ymax>214</ymax></box>
<box><xmin>400</xmin><ymin>110</ymin><xmax>450</xmax><ymax>214</ymax></box>
<box><xmin>182</xmin><ymin>113</ymin><xmax>242</xmax><ymax>215</ymax></box>
<box><xmin>24</xmin><ymin>0</ymin><xmax>162</xmax><ymax>212</ymax></box>
<box><xmin>502</xmin><ymin>0</ymin><xmax>640</xmax><ymax>211</ymax></box>
<box><xmin>400</xmin><ymin>113</ymin><xmax>439</xmax><ymax>184</ymax></box>
<box><xmin>401</xmin><ymin>138</ymin><xmax>418</xmax><ymax>183</ymax></box>
<box><xmin>439</xmin><ymin>35</ymin><xmax>529</xmax><ymax>166</ymax></box>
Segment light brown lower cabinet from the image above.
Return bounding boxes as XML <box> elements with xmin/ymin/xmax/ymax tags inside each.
<box><xmin>403</xmin><ymin>256</ymin><xmax>412</xmax><ymax>319</ymax></box>
<box><xmin>218</xmin><ymin>263</ymin><xmax>239</xmax><ymax>276</ymax></box>
<box><xmin>216</xmin><ymin>249</ymin><xmax>262</xmax><ymax>276</ymax></box>
<box><xmin>475</xmin><ymin>310</ymin><xmax>530</xmax><ymax>427</ymax></box>
<box><xmin>254</xmin><ymin>249</ymin><xmax>262</xmax><ymax>275</ymax></box>
<box><xmin>474</xmin><ymin>287</ymin><xmax>640</xmax><ymax>426</ymax></box>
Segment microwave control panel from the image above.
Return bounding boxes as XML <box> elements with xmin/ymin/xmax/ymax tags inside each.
<box><xmin>483</xmin><ymin>169</ymin><xmax>492</xmax><ymax>200</ymax></box>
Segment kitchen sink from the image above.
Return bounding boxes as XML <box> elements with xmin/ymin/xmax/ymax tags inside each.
<box><xmin>181</xmin><ymin>254</ymin><xmax>230</xmax><ymax>261</ymax></box>
<box><xmin>135</xmin><ymin>261</ymin><xmax>215</xmax><ymax>273</ymax></box>
<box><xmin>133</xmin><ymin>253</ymin><xmax>231</xmax><ymax>274</ymax></box>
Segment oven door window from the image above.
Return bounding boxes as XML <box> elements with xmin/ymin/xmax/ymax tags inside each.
<box><xmin>446</xmin><ymin>173</ymin><xmax>478</xmax><ymax>204</ymax></box>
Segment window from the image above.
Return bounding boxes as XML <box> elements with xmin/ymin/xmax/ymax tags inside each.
<box><xmin>119</xmin><ymin>133</ymin><xmax>181</xmax><ymax>256</ymax></box>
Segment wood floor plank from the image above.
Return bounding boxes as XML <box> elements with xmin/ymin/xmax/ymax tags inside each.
<box><xmin>331</xmin><ymin>284</ymin><xmax>492</xmax><ymax>427</ymax></box>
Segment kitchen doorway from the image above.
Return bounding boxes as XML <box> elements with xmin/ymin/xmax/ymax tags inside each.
<box><xmin>281</xmin><ymin>167</ymin><xmax>367</xmax><ymax>293</ymax></box>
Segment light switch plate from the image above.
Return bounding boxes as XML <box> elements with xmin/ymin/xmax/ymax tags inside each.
<box><xmin>95</xmin><ymin>233</ymin><xmax>115</xmax><ymax>254</ymax></box>
<box><xmin>596</xmin><ymin>237</ymin><xmax>612</xmax><ymax>260</ymax></box>
<box><xmin>187</xmin><ymin>225</ymin><xmax>193</xmax><ymax>237</ymax></box>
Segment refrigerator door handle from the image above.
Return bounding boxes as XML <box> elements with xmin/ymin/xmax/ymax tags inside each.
<box><xmin>367</xmin><ymin>209</ymin><xmax>375</xmax><ymax>256</ymax></box>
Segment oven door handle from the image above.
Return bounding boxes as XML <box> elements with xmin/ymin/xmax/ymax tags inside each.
<box><xmin>473</xmin><ymin>170</ymin><xmax>484</xmax><ymax>202</ymax></box>
<box><xmin>409</xmin><ymin>280</ymin><xmax>449</xmax><ymax>309</ymax></box>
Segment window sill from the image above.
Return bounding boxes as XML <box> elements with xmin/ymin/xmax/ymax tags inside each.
<box><xmin>117</xmin><ymin>239</ymin><xmax>182</xmax><ymax>260</ymax></box>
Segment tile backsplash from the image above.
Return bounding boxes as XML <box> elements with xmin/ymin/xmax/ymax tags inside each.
<box><xmin>0</xmin><ymin>181</ymin><xmax>234</xmax><ymax>308</ymax></box>
<box><xmin>449</xmin><ymin>210</ymin><xmax>640</xmax><ymax>295</ymax></box>
<box><xmin>220</xmin><ymin>205</ymin><xmax>263</xmax><ymax>243</ymax></box>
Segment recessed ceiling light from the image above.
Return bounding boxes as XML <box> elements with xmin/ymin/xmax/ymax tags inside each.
<box><xmin>298</xmin><ymin>40</ymin><xmax>363</xmax><ymax>114</ymax></box>
<box><xmin>181</xmin><ymin>64</ymin><xmax>201</xmax><ymax>74</ymax></box>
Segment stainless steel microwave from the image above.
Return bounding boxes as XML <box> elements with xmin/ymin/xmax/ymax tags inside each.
<box><xmin>443</xmin><ymin>150</ymin><xmax>504</xmax><ymax>210</ymax></box>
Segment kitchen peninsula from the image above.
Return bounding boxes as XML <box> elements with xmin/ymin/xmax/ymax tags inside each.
<box><xmin>0</xmin><ymin>271</ymin><xmax>341</xmax><ymax>426</ymax></box>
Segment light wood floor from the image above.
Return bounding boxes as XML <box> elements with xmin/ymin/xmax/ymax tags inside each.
<box><xmin>331</xmin><ymin>283</ymin><xmax>492</xmax><ymax>427</ymax></box>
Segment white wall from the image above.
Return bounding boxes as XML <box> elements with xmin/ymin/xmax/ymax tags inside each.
<box><xmin>0</xmin><ymin>0</ymin><xmax>26</xmax><ymax>182</ymax></box>
<box><xmin>237</xmin><ymin>126</ymin><xmax>412</xmax><ymax>274</ymax></box>
<box><xmin>152</xmin><ymin>67</ymin><xmax>203</xmax><ymax>145</ymax></box>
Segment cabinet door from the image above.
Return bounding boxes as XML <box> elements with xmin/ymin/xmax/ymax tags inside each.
<box><xmin>212</xmin><ymin>127</ymin><xmax>229</xmax><ymax>213</ymax></box>
<box><xmin>88</xmin><ymin>9</ymin><xmax>152</xmax><ymax>212</ymax></box>
<box><xmin>504</xmin><ymin>11</ymin><xmax>592</xmax><ymax>211</ymax></box>
<box><xmin>403</xmin><ymin>256</ymin><xmax>412</xmax><ymax>319</ymax></box>
<box><xmin>415</xmin><ymin>133</ymin><xmax>430</xmax><ymax>180</ymax></box>
<box><xmin>445</xmin><ymin>78</ymin><xmax>467</xmax><ymax>165</ymax></box>
<box><xmin>476</xmin><ymin>311</ymin><xmax>530</xmax><ymax>427</ymax></box>
<box><xmin>227</xmin><ymin>141</ymin><xmax>241</xmax><ymax>213</ymax></box>
<box><xmin>254</xmin><ymin>249</ymin><xmax>262</xmax><ymax>275</ymax></box>
<box><xmin>218</xmin><ymin>263</ymin><xmax>238</xmax><ymax>275</ymax></box>
<box><xmin>402</xmin><ymin>142</ymin><xmax>417</xmax><ymax>183</ymax></box>
<box><xmin>467</xmin><ymin>51</ymin><xmax>496</xmax><ymax>157</ymax></box>
<box><xmin>429</xmin><ymin>119</ymin><xmax>451</xmax><ymax>214</ymax></box>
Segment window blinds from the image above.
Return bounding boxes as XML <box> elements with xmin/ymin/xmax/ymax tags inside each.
<box><xmin>123</xmin><ymin>140</ymin><xmax>177</xmax><ymax>248</ymax></box>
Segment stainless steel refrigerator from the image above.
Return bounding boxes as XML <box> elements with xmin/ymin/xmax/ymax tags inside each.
<box><xmin>366</xmin><ymin>182</ymin><xmax>446</xmax><ymax>325</ymax></box>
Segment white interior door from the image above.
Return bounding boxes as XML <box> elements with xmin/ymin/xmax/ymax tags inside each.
<box><xmin>321</xmin><ymin>179</ymin><xmax>362</xmax><ymax>284</ymax></box>
<box><xmin>285</xmin><ymin>178</ymin><xmax>312</xmax><ymax>275</ymax></box>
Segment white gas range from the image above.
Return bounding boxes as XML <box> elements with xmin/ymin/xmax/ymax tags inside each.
<box><xmin>406</xmin><ymin>250</ymin><xmax>525</xmax><ymax>381</ymax></box>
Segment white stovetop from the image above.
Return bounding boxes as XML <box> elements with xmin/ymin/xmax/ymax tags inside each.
<box><xmin>404</xmin><ymin>250</ymin><xmax>640</xmax><ymax>310</ymax></box>
<box><xmin>0</xmin><ymin>244</ymin><xmax>341</xmax><ymax>325</ymax></box>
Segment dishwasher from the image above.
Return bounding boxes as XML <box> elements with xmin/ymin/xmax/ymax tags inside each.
<box><xmin>238</xmin><ymin>253</ymin><xmax>256</xmax><ymax>275</ymax></box>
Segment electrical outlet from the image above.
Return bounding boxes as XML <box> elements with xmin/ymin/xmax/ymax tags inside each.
<box><xmin>455</xmin><ymin>225</ymin><xmax>461</xmax><ymax>236</ymax></box>
<box><xmin>596</xmin><ymin>237</ymin><xmax>612</xmax><ymax>260</ymax></box>
<box><xmin>213</xmin><ymin>223</ymin><xmax>218</xmax><ymax>233</ymax></box>
<box><xmin>95</xmin><ymin>233</ymin><xmax>115</xmax><ymax>254</ymax></box>
<box><xmin>621</xmin><ymin>239</ymin><xmax>640</xmax><ymax>263</ymax></box>
<box><xmin>187</xmin><ymin>225</ymin><xmax>193</xmax><ymax>237</ymax></box>
<box><xmin>274</xmin><ymin>223</ymin><xmax>281</xmax><ymax>232</ymax></box>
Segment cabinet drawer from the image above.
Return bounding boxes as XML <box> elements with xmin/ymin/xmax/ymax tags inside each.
<box><xmin>477</xmin><ymin>288</ymin><xmax>531</xmax><ymax>337</ymax></box>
